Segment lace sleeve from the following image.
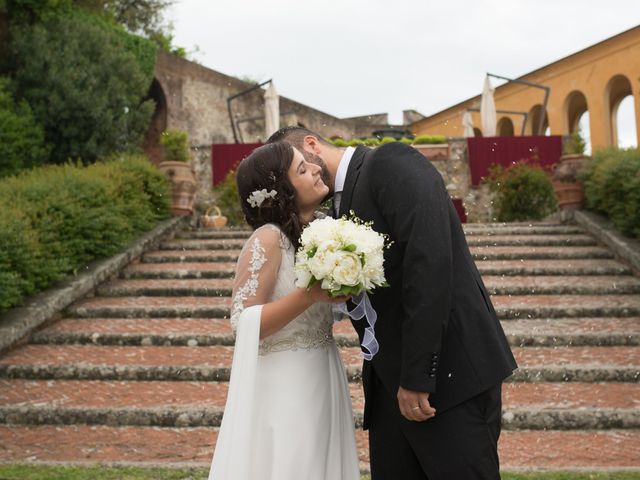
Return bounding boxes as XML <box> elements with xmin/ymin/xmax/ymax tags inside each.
<box><xmin>230</xmin><ymin>226</ymin><xmax>283</xmax><ymax>331</ymax></box>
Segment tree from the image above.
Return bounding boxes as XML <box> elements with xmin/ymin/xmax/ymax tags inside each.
<box><xmin>0</xmin><ymin>77</ymin><xmax>49</xmax><ymax>177</ymax></box>
<box><xmin>9</xmin><ymin>10</ymin><xmax>156</xmax><ymax>163</ymax></box>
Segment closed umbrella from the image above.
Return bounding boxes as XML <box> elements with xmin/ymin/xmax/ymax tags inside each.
<box><xmin>462</xmin><ymin>111</ymin><xmax>474</xmax><ymax>137</ymax></box>
<box><xmin>480</xmin><ymin>76</ymin><xmax>496</xmax><ymax>137</ymax></box>
<box><xmin>264</xmin><ymin>82</ymin><xmax>279</xmax><ymax>139</ymax></box>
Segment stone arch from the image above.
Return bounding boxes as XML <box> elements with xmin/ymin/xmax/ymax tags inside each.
<box><xmin>526</xmin><ymin>104</ymin><xmax>549</xmax><ymax>135</ymax></box>
<box><xmin>143</xmin><ymin>78</ymin><xmax>168</xmax><ymax>165</ymax></box>
<box><xmin>605</xmin><ymin>74</ymin><xmax>635</xmax><ymax>147</ymax></box>
<box><xmin>497</xmin><ymin>117</ymin><xmax>515</xmax><ymax>136</ymax></box>
<box><xmin>563</xmin><ymin>90</ymin><xmax>588</xmax><ymax>134</ymax></box>
<box><xmin>473</xmin><ymin>127</ymin><xmax>483</xmax><ymax>137</ymax></box>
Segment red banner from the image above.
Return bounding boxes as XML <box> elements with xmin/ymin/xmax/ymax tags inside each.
<box><xmin>466</xmin><ymin>136</ymin><xmax>563</xmax><ymax>185</ymax></box>
<box><xmin>211</xmin><ymin>143</ymin><xmax>263</xmax><ymax>186</ymax></box>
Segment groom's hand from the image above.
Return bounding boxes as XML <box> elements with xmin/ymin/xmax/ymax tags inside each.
<box><xmin>397</xmin><ymin>386</ymin><xmax>436</xmax><ymax>422</ymax></box>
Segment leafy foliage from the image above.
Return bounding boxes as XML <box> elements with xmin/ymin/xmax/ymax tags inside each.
<box><xmin>212</xmin><ymin>169</ymin><xmax>247</xmax><ymax>226</ymax></box>
<box><xmin>483</xmin><ymin>161</ymin><xmax>557</xmax><ymax>222</ymax></box>
<box><xmin>8</xmin><ymin>9</ymin><xmax>156</xmax><ymax>164</ymax></box>
<box><xmin>582</xmin><ymin>147</ymin><xmax>640</xmax><ymax>238</ymax></box>
<box><xmin>0</xmin><ymin>155</ymin><xmax>170</xmax><ymax>312</ymax></box>
<box><xmin>0</xmin><ymin>77</ymin><xmax>49</xmax><ymax>177</ymax></box>
<box><xmin>160</xmin><ymin>129</ymin><xmax>190</xmax><ymax>162</ymax></box>
<box><xmin>412</xmin><ymin>134</ymin><xmax>447</xmax><ymax>145</ymax></box>
<box><xmin>563</xmin><ymin>130</ymin><xmax>586</xmax><ymax>155</ymax></box>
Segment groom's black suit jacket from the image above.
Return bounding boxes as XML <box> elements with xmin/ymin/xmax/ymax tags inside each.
<box><xmin>339</xmin><ymin>143</ymin><xmax>517</xmax><ymax>429</ymax></box>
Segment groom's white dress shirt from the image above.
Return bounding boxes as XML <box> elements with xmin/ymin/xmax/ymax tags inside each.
<box><xmin>333</xmin><ymin>146</ymin><xmax>355</xmax><ymax>216</ymax></box>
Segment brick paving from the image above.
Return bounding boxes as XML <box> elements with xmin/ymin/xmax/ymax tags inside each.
<box><xmin>0</xmin><ymin>426</ymin><xmax>638</xmax><ymax>469</ymax></box>
<box><xmin>0</xmin><ymin>222</ymin><xmax>638</xmax><ymax>471</ymax></box>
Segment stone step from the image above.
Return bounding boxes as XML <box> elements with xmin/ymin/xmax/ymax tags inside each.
<box><xmin>121</xmin><ymin>262</ymin><xmax>236</xmax><ymax>279</ymax></box>
<box><xmin>462</xmin><ymin>225</ymin><xmax>586</xmax><ymax>236</ymax></box>
<box><xmin>97</xmin><ymin>279</ymin><xmax>234</xmax><ymax>297</ymax></box>
<box><xmin>476</xmin><ymin>259</ymin><xmax>632</xmax><ymax>276</ymax></box>
<box><xmin>179</xmin><ymin>224</ymin><xmax>586</xmax><ymax>240</ymax></box>
<box><xmin>141</xmin><ymin>250</ymin><xmax>242</xmax><ymax>263</ymax></box>
<box><xmin>1</xmin><ymin>345</ymin><xmax>638</xmax><ymax>383</ymax></box>
<box><xmin>492</xmin><ymin>294</ymin><xmax>640</xmax><ymax>319</ymax></box>
<box><xmin>1</xmin><ymin>380</ymin><xmax>638</xmax><ymax>430</ymax></box>
<box><xmin>465</xmin><ymin>234</ymin><xmax>596</xmax><ymax>247</ymax></box>
<box><xmin>123</xmin><ymin>259</ymin><xmax>633</xmax><ymax>279</ymax></box>
<box><xmin>95</xmin><ymin>276</ymin><xmax>640</xmax><ymax>298</ymax></box>
<box><xmin>470</xmin><ymin>245</ymin><xmax>615</xmax><ymax>260</ymax></box>
<box><xmin>31</xmin><ymin>317</ymin><xmax>640</xmax><ymax>348</ymax></box>
<box><xmin>141</xmin><ymin>246</ymin><xmax>615</xmax><ymax>264</ymax></box>
<box><xmin>63</xmin><ymin>294</ymin><xmax>640</xmax><ymax>319</ymax></box>
<box><xmin>0</xmin><ymin>425</ymin><xmax>638</xmax><ymax>470</ymax></box>
<box><xmin>177</xmin><ymin>230</ymin><xmax>252</xmax><ymax>240</ymax></box>
<box><xmin>161</xmin><ymin>235</ymin><xmax>599</xmax><ymax>251</ymax></box>
<box><xmin>66</xmin><ymin>297</ymin><xmax>230</xmax><ymax>319</ymax></box>
<box><xmin>485</xmin><ymin>276</ymin><xmax>640</xmax><ymax>295</ymax></box>
<box><xmin>160</xmin><ymin>239</ymin><xmax>245</xmax><ymax>251</ymax></box>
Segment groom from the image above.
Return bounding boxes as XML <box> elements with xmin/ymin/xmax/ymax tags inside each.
<box><xmin>268</xmin><ymin>127</ymin><xmax>517</xmax><ymax>479</ymax></box>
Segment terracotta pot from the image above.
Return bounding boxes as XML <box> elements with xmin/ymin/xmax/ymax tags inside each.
<box><xmin>158</xmin><ymin>161</ymin><xmax>198</xmax><ymax>215</ymax></box>
<box><xmin>553</xmin><ymin>154</ymin><xmax>589</xmax><ymax>182</ymax></box>
<box><xmin>552</xmin><ymin>180</ymin><xmax>584</xmax><ymax>210</ymax></box>
<box><xmin>412</xmin><ymin>144</ymin><xmax>450</xmax><ymax>161</ymax></box>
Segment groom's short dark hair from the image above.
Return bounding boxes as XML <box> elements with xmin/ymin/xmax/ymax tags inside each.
<box><xmin>267</xmin><ymin>126</ymin><xmax>333</xmax><ymax>150</ymax></box>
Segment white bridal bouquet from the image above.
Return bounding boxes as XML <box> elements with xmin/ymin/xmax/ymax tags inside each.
<box><xmin>295</xmin><ymin>216</ymin><xmax>389</xmax><ymax>297</ymax></box>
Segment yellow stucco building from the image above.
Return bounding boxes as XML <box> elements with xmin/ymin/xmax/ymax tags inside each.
<box><xmin>410</xmin><ymin>26</ymin><xmax>640</xmax><ymax>151</ymax></box>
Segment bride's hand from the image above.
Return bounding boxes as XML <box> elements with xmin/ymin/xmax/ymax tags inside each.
<box><xmin>304</xmin><ymin>283</ymin><xmax>350</xmax><ymax>305</ymax></box>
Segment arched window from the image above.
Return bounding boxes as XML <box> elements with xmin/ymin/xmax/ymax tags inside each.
<box><xmin>497</xmin><ymin>117</ymin><xmax>515</xmax><ymax>136</ymax></box>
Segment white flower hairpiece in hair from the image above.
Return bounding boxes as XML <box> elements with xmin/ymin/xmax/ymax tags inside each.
<box><xmin>247</xmin><ymin>189</ymin><xmax>277</xmax><ymax>208</ymax></box>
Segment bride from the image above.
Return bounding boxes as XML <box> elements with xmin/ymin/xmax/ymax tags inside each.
<box><xmin>208</xmin><ymin>141</ymin><xmax>361</xmax><ymax>479</ymax></box>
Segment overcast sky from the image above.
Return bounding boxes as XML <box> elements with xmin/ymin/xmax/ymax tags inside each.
<box><xmin>167</xmin><ymin>0</ymin><xmax>639</xmax><ymax>146</ymax></box>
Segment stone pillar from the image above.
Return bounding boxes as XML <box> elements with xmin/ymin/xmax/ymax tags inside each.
<box><xmin>634</xmin><ymin>89</ymin><xmax>640</xmax><ymax>148</ymax></box>
<box><xmin>585</xmin><ymin>90</ymin><xmax>612</xmax><ymax>152</ymax></box>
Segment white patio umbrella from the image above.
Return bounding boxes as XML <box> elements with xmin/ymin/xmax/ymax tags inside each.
<box><xmin>264</xmin><ymin>82</ymin><xmax>279</xmax><ymax>139</ymax></box>
<box><xmin>462</xmin><ymin>111</ymin><xmax>475</xmax><ymax>137</ymax></box>
<box><xmin>480</xmin><ymin>76</ymin><xmax>497</xmax><ymax>137</ymax></box>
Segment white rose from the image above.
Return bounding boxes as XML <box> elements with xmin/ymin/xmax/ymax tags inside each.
<box><xmin>308</xmin><ymin>249</ymin><xmax>338</xmax><ymax>279</ymax></box>
<box><xmin>332</xmin><ymin>251</ymin><xmax>363</xmax><ymax>287</ymax></box>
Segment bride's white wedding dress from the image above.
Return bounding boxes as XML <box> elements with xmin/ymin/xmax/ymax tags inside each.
<box><xmin>208</xmin><ymin>224</ymin><xmax>360</xmax><ymax>480</ymax></box>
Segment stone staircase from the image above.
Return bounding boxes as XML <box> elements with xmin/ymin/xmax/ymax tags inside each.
<box><xmin>1</xmin><ymin>223</ymin><xmax>639</xmax><ymax>471</ymax></box>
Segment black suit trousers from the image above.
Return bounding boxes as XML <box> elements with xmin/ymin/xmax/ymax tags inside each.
<box><xmin>368</xmin><ymin>371</ymin><xmax>502</xmax><ymax>480</ymax></box>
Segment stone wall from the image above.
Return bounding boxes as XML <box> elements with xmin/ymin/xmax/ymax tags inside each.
<box><xmin>152</xmin><ymin>52</ymin><xmax>369</xmax><ymax>204</ymax></box>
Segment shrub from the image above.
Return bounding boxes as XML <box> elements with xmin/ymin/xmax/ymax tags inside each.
<box><xmin>363</xmin><ymin>138</ymin><xmax>380</xmax><ymax>146</ymax></box>
<box><xmin>0</xmin><ymin>77</ymin><xmax>49</xmax><ymax>177</ymax></box>
<box><xmin>413</xmin><ymin>134</ymin><xmax>447</xmax><ymax>145</ymax></box>
<box><xmin>160</xmin><ymin>129</ymin><xmax>190</xmax><ymax>162</ymax></box>
<box><xmin>582</xmin><ymin>147</ymin><xmax>640</xmax><ymax>238</ymax></box>
<box><xmin>347</xmin><ymin>139</ymin><xmax>364</xmax><ymax>147</ymax></box>
<box><xmin>399</xmin><ymin>137</ymin><xmax>413</xmax><ymax>145</ymax></box>
<box><xmin>379</xmin><ymin>136</ymin><xmax>397</xmax><ymax>144</ymax></box>
<box><xmin>331</xmin><ymin>138</ymin><xmax>348</xmax><ymax>147</ymax></box>
<box><xmin>563</xmin><ymin>131</ymin><xmax>586</xmax><ymax>155</ymax></box>
<box><xmin>8</xmin><ymin>9</ymin><xmax>156</xmax><ymax>164</ymax></box>
<box><xmin>0</xmin><ymin>155</ymin><xmax>170</xmax><ymax>311</ymax></box>
<box><xmin>213</xmin><ymin>169</ymin><xmax>247</xmax><ymax>226</ymax></box>
<box><xmin>483</xmin><ymin>161</ymin><xmax>557</xmax><ymax>222</ymax></box>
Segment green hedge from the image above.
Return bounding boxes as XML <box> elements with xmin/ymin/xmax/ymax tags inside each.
<box><xmin>582</xmin><ymin>147</ymin><xmax>640</xmax><ymax>238</ymax></box>
<box><xmin>483</xmin><ymin>161</ymin><xmax>557</xmax><ymax>222</ymax></box>
<box><xmin>0</xmin><ymin>155</ymin><xmax>170</xmax><ymax>312</ymax></box>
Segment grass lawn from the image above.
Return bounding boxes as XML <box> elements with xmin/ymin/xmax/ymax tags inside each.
<box><xmin>0</xmin><ymin>465</ymin><xmax>639</xmax><ymax>480</ymax></box>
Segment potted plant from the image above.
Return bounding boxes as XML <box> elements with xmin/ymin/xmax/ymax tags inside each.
<box><xmin>411</xmin><ymin>135</ymin><xmax>449</xmax><ymax>161</ymax></box>
<box><xmin>552</xmin><ymin>131</ymin><xmax>590</xmax><ymax>210</ymax></box>
<box><xmin>158</xmin><ymin>129</ymin><xmax>197</xmax><ymax>215</ymax></box>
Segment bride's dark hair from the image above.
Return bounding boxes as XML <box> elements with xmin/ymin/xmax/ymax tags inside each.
<box><xmin>236</xmin><ymin>141</ymin><xmax>303</xmax><ymax>249</ymax></box>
